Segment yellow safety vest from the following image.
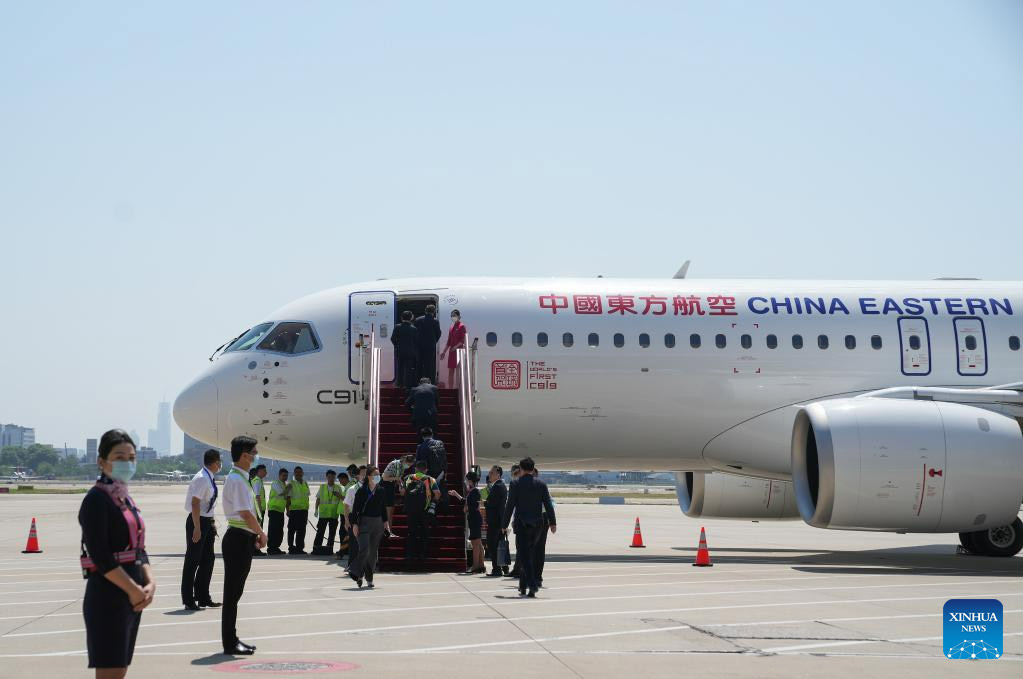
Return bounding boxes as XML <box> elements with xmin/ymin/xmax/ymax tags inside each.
<box><xmin>317</xmin><ymin>484</ymin><xmax>343</xmax><ymax>519</ymax></box>
<box><xmin>250</xmin><ymin>476</ymin><xmax>265</xmax><ymax>523</ymax></box>
<box><xmin>227</xmin><ymin>468</ymin><xmax>257</xmax><ymax>531</ymax></box>
<box><xmin>289</xmin><ymin>479</ymin><xmax>310</xmax><ymax>510</ymax></box>
<box><xmin>268</xmin><ymin>480</ymin><xmax>287</xmax><ymax>512</ymax></box>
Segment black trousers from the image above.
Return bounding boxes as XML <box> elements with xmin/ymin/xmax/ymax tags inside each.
<box><xmin>345</xmin><ymin>523</ymin><xmax>359</xmax><ymax>562</ymax></box>
<box><xmin>313</xmin><ymin>517</ymin><xmax>338</xmax><ymax>552</ymax></box>
<box><xmin>181</xmin><ymin>515</ymin><xmax>216</xmax><ymax>605</ymax></box>
<box><xmin>417</xmin><ymin>350</ymin><xmax>437</xmax><ymax>384</ymax></box>
<box><xmin>221</xmin><ymin>527</ymin><xmax>255</xmax><ymax>648</ymax></box>
<box><xmin>486</xmin><ymin>513</ymin><xmax>503</xmax><ymax>572</ymax></box>
<box><xmin>534</xmin><ymin>518</ymin><xmax>549</xmax><ymax>584</ymax></box>
<box><xmin>514</xmin><ymin>522</ymin><xmax>541</xmax><ymax>592</ymax></box>
<box><xmin>267</xmin><ymin>510</ymin><xmax>285</xmax><ymax>551</ymax></box>
<box><xmin>405</xmin><ymin>512</ymin><xmax>429</xmax><ymax>562</ymax></box>
<box><xmin>287</xmin><ymin>509</ymin><xmax>308</xmax><ymax>552</ymax></box>
<box><xmin>396</xmin><ymin>354</ymin><xmax>417</xmax><ymax>389</ymax></box>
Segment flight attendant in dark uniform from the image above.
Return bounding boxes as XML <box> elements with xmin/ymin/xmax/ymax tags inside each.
<box><xmin>78</xmin><ymin>429</ymin><xmax>155</xmax><ymax>679</ymax></box>
<box><xmin>449</xmin><ymin>471</ymin><xmax>485</xmax><ymax>573</ymax></box>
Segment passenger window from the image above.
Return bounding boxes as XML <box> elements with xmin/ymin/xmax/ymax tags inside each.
<box><xmin>257</xmin><ymin>322</ymin><xmax>320</xmax><ymax>354</ymax></box>
<box><xmin>845</xmin><ymin>335</ymin><xmax>856</xmax><ymax>350</ymax></box>
<box><xmin>766</xmin><ymin>334</ymin><xmax>777</xmax><ymax>349</ymax></box>
<box><xmin>512</xmin><ymin>332</ymin><xmax>523</xmax><ymax>347</ymax></box>
<box><xmin>690</xmin><ymin>333</ymin><xmax>701</xmax><ymax>348</ymax></box>
<box><xmin>715</xmin><ymin>334</ymin><xmax>726</xmax><ymax>349</ymax></box>
<box><xmin>588</xmin><ymin>333</ymin><xmax>599</xmax><ymax>347</ymax></box>
<box><xmin>664</xmin><ymin>333</ymin><xmax>676</xmax><ymax>348</ymax></box>
<box><xmin>740</xmin><ymin>334</ymin><xmax>752</xmax><ymax>349</ymax></box>
<box><xmin>563</xmin><ymin>332</ymin><xmax>574</xmax><ymax>348</ymax></box>
<box><xmin>909</xmin><ymin>334</ymin><xmax>921</xmax><ymax>351</ymax></box>
<box><xmin>225</xmin><ymin>322</ymin><xmax>274</xmax><ymax>353</ymax></box>
<box><xmin>537</xmin><ymin>332</ymin><xmax>548</xmax><ymax>347</ymax></box>
<box><xmin>792</xmin><ymin>334</ymin><xmax>803</xmax><ymax>349</ymax></box>
<box><xmin>486</xmin><ymin>332</ymin><xmax>497</xmax><ymax>347</ymax></box>
<box><xmin>639</xmin><ymin>333</ymin><xmax>650</xmax><ymax>348</ymax></box>
<box><xmin>871</xmin><ymin>335</ymin><xmax>883</xmax><ymax>350</ymax></box>
<box><xmin>614</xmin><ymin>333</ymin><xmax>625</xmax><ymax>348</ymax></box>
<box><xmin>1011</xmin><ymin>336</ymin><xmax>1021</xmax><ymax>351</ymax></box>
<box><xmin>818</xmin><ymin>334</ymin><xmax>829</xmax><ymax>350</ymax></box>
<box><xmin>964</xmin><ymin>335</ymin><xmax>977</xmax><ymax>351</ymax></box>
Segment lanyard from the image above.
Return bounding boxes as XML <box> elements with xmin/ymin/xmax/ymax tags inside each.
<box><xmin>203</xmin><ymin>467</ymin><xmax>218</xmax><ymax>513</ymax></box>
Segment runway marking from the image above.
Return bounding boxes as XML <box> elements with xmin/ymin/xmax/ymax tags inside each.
<box><xmin>404</xmin><ymin>624</ymin><xmax>693</xmax><ymax>652</ymax></box>
<box><xmin>6</xmin><ymin>574</ymin><xmax>1020</xmax><ymax>636</ymax></box>
<box><xmin>7</xmin><ymin>590</ymin><xmax>1023</xmax><ymax>653</ymax></box>
<box><xmin>763</xmin><ymin>631</ymin><xmax>1023</xmax><ymax>653</ymax></box>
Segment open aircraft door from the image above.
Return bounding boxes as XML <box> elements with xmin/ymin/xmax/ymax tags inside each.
<box><xmin>348</xmin><ymin>291</ymin><xmax>395</xmax><ymax>384</ymax></box>
<box><xmin>953</xmin><ymin>317</ymin><xmax>987</xmax><ymax>377</ymax></box>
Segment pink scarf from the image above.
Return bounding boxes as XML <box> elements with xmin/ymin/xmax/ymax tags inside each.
<box><xmin>94</xmin><ymin>474</ymin><xmax>131</xmax><ymax>505</ymax></box>
<box><xmin>94</xmin><ymin>474</ymin><xmax>146</xmax><ymax>551</ymax></box>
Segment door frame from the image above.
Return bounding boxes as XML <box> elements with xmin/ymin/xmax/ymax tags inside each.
<box><xmin>953</xmin><ymin>316</ymin><xmax>988</xmax><ymax>377</ymax></box>
<box><xmin>348</xmin><ymin>290</ymin><xmax>396</xmax><ymax>384</ymax></box>
<box><xmin>897</xmin><ymin>316</ymin><xmax>932</xmax><ymax>377</ymax></box>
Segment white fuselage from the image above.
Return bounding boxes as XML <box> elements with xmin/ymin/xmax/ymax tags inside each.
<box><xmin>174</xmin><ymin>277</ymin><xmax>1023</xmax><ymax>479</ymax></box>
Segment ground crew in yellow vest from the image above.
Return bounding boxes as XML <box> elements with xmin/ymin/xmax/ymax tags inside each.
<box><xmin>287</xmin><ymin>466</ymin><xmax>311</xmax><ymax>555</ymax></box>
<box><xmin>404</xmin><ymin>461</ymin><xmax>442</xmax><ymax>565</ymax></box>
<box><xmin>266</xmin><ymin>468</ymin><xmax>288</xmax><ymax>556</ymax></box>
<box><xmin>249</xmin><ymin>464</ymin><xmax>267</xmax><ymax>556</ymax></box>
<box><xmin>312</xmin><ymin>470</ymin><xmax>344</xmax><ymax>555</ymax></box>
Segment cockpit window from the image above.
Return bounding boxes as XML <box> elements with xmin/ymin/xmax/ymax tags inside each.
<box><xmin>223</xmin><ymin>322</ymin><xmax>274</xmax><ymax>353</ymax></box>
<box><xmin>257</xmin><ymin>322</ymin><xmax>321</xmax><ymax>355</ymax></box>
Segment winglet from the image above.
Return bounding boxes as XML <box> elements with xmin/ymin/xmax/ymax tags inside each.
<box><xmin>673</xmin><ymin>260</ymin><xmax>691</xmax><ymax>279</ymax></box>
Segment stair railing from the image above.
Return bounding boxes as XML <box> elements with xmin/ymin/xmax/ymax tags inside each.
<box><xmin>456</xmin><ymin>346</ymin><xmax>477</xmax><ymax>476</ymax></box>
<box><xmin>469</xmin><ymin>336</ymin><xmax>480</xmax><ymax>403</ymax></box>
<box><xmin>366</xmin><ymin>328</ymin><xmax>382</xmax><ymax>468</ymax></box>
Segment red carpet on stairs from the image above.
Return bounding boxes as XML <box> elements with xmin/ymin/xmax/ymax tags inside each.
<box><xmin>376</xmin><ymin>387</ymin><xmax>467</xmax><ymax>572</ymax></box>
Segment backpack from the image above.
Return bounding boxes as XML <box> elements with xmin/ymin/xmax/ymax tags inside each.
<box><xmin>427</xmin><ymin>440</ymin><xmax>446</xmax><ymax>480</ymax></box>
<box><xmin>405</xmin><ymin>476</ymin><xmax>428</xmax><ymax>516</ymax></box>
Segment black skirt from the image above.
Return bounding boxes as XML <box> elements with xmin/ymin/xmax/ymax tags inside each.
<box><xmin>83</xmin><ymin>566</ymin><xmax>143</xmax><ymax>668</ymax></box>
<box><xmin>467</xmin><ymin>511</ymin><xmax>483</xmax><ymax>541</ymax></box>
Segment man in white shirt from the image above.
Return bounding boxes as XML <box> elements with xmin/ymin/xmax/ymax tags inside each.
<box><xmin>181</xmin><ymin>449</ymin><xmax>222</xmax><ymax>611</ymax></box>
<box><xmin>221</xmin><ymin>436</ymin><xmax>267</xmax><ymax>656</ymax></box>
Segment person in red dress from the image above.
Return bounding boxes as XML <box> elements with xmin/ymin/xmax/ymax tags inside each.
<box><xmin>439</xmin><ymin>309</ymin><xmax>467</xmax><ymax>388</ymax></box>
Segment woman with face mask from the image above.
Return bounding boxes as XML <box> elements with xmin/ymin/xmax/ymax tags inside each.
<box><xmin>439</xmin><ymin>309</ymin><xmax>467</xmax><ymax>388</ymax></box>
<box><xmin>347</xmin><ymin>466</ymin><xmax>388</xmax><ymax>589</ymax></box>
<box><xmin>77</xmin><ymin>429</ymin><xmax>155</xmax><ymax>679</ymax></box>
<box><xmin>448</xmin><ymin>471</ymin><xmax>485</xmax><ymax>573</ymax></box>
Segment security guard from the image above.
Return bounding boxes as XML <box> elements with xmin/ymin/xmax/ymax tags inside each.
<box><xmin>266</xmin><ymin>468</ymin><xmax>288</xmax><ymax>556</ymax></box>
<box><xmin>287</xmin><ymin>466</ymin><xmax>310</xmax><ymax>554</ymax></box>
<box><xmin>312</xmin><ymin>470</ymin><xmax>343</xmax><ymax>555</ymax></box>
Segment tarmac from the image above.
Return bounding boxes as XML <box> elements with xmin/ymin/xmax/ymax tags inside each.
<box><xmin>1</xmin><ymin>486</ymin><xmax>1021</xmax><ymax>677</ymax></box>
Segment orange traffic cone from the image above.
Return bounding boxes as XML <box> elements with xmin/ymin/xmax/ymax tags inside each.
<box><xmin>22</xmin><ymin>517</ymin><xmax>42</xmax><ymax>554</ymax></box>
<box><xmin>692</xmin><ymin>526</ymin><xmax>712</xmax><ymax>567</ymax></box>
<box><xmin>629</xmin><ymin>517</ymin><xmax>645</xmax><ymax>548</ymax></box>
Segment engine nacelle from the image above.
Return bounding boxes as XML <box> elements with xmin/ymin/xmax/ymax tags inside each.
<box><xmin>674</xmin><ymin>471</ymin><xmax>799</xmax><ymax>520</ymax></box>
<box><xmin>792</xmin><ymin>397</ymin><xmax>1023</xmax><ymax>532</ymax></box>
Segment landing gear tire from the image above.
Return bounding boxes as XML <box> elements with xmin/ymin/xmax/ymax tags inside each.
<box><xmin>961</xmin><ymin>518</ymin><xmax>1023</xmax><ymax>557</ymax></box>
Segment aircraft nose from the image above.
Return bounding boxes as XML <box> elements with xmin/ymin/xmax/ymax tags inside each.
<box><xmin>173</xmin><ymin>374</ymin><xmax>219</xmax><ymax>448</ymax></box>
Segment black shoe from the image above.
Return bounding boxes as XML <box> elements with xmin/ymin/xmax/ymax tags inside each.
<box><xmin>502</xmin><ymin>567</ymin><xmax>509</xmax><ymax>576</ymax></box>
<box><xmin>253</xmin><ymin>550</ymin><xmax>267</xmax><ymax>557</ymax></box>
<box><xmin>267</xmin><ymin>548</ymin><xmax>285</xmax><ymax>555</ymax></box>
<box><xmin>487</xmin><ymin>571</ymin><xmax>503</xmax><ymax>577</ymax></box>
<box><xmin>506</xmin><ymin>570</ymin><xmax>520</xmax><ymax>578</ymax></box>
<box><xmin>198</xmin><ymin>600</ymin><xmax>222</xmax><ymax>608</ymax></box>
<box><xmin>223</xmin><ymin>641</ymin><xmax>255</xmax><ymax>655</ymax></box>
<box><xmin>519</xmin><ymin>587</ymin><xmax>527</xmax><ymax>596</ymax></box>
<box><xmin>527</xmin><ymin>588</ymin><xmax>537</xmax><ymax>598</ymax></box>
<box><xmin>349</xmin><ymin>572</ymin><xmax>363</xmax><ymax>588</ymax></box>
<box><xmin>366</xmin><ymin>579</ymin><xmax>375</xmax><ymax>589</ymax></box>
<box><xmin>183</xmin><ymin>602</ymin><xmax>204</xmax><ymax>611</ymax></box>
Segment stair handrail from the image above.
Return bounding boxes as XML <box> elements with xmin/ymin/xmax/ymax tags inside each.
<box><xmin>366</xmin><ymin>328</ymin><xmax>381</xmax><ymax>468</ymax></box>
<box><xmin>469</xmin><ymin>336</ymin><xmax>480</xmax><ymax>404</ymax></box>
<box><xmin>456</xmin><ymin>346</ymin><xmax>477</xmax><ymax>476</ymax></box>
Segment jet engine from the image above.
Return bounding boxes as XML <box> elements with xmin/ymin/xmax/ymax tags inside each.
<box><xmin>675</xmin><ymin>471</ymin><xmax>799</xmax><ymax>520</ymax></box>
<box><xmin>791</xmin><ymin>397</ymin><xmax>1023</xmax><ymax>533</ymax></box>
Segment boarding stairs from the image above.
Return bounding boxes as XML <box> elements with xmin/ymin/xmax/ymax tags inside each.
<box><xmin>360</xmin><ymin>332</ymin><xmax>478</xmax><ymax>572</ymax></box>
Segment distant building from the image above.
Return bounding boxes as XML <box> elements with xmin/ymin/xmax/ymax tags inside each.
<box><xmin>1</xmin><ymin>424</ymin><xmax>36</xmax><ymax>449</ymax></box>
<box><xmin>183</xmin><ymin>433</ymin><xmax>225</xmax><ymax>464</ymax></box>
<box><xmin>137</xmin><ymin>446</ymin><xmax>158</xmax><ymax>462</ymax></box>
<box><xmin>62</xmin><ymin>446</ymin><xmax>80</xmax><ymax>459</ymax></box>
<box><xmin>86</xmin><ymin>438</ymin><xmax>98</xmax><ymax>464</ymax></box>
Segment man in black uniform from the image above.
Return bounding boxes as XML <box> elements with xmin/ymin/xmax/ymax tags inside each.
<box><xmin>390</xmin><ymin>310</ymin><xmax>419</xmax><ymax>389</ymax></box>
<box><xmin>484</xmin><ymin>465</ymin><xmax>507</xmax><ymax>577</ymax></box>
<box><xmin>413</xmin><ymin>304</ymin><xmax>442</xmax><ymax>384</ymax></box>
<box><xmin>502</xmin><ymin>457</ymin><xmax>556</xmax><ymax>598</ymax></box>
<box><xmin>406</xmin><ymin>379</ymin><xmax>439</xmax><ymax>433</ymax></box>
<box><xmin>531</xmin><ymin>466</ymin><xmax>551</xmax><ymax>588</ymax></box>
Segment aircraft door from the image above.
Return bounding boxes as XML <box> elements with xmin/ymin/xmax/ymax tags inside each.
<box><xmin>897</xmin><ymin>317</ymin><xmax>931</xmax><ymax>376</ymax></box>
<box><xmin>953</xmin><ymin>317</ymin><xmax>987</xmax><ymax>377</ymax></box>
<box><xmin>348</xmin><ymin>291</ymin><xmax>395</xmax><ymax>384</ymax></box>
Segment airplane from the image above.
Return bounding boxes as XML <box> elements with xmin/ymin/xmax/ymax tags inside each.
<box><xmin>144</xmin><ymin>470</ymin><xmax>193</xmax><ymax>481</ymax></box>
<box><xmin>7</xmin><ymin>470</ymin><xmax>37</xmax><ymax>482</ymax></box>
<box><xmin>174</xmin><ymin>275</ymin><xmax>1023</xmax><ymax>557</ymax></box>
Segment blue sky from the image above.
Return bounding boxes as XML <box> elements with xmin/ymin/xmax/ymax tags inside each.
<box><xmin>1</xmin><ymin>2</ymin><xmax>1020</xmax><ymax>453</ymax></box>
